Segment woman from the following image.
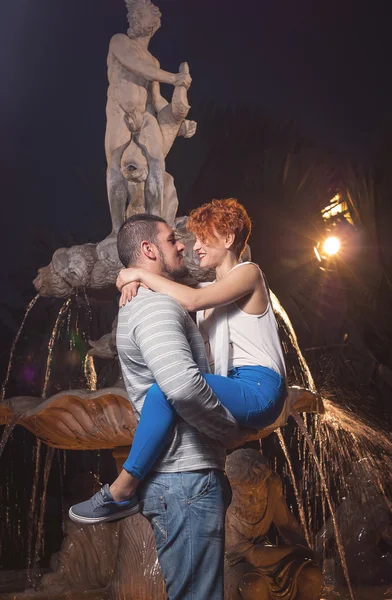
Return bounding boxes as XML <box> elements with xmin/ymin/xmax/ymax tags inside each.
<box><xmin>70</xmin><ymin>199</ymin><xmax>287</xmax><ymax>523</ymax></box>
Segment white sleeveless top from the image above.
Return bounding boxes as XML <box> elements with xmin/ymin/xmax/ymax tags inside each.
<box><xmin>196</xmin><ymin>262</ymin><xmax>286</xmax><ymax>378</ymax></box>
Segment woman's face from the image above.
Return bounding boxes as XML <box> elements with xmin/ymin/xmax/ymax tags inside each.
<box><xmin>193</xmin><ymin>229</ymin><xmax>232</xmax><ymax>269</ymax></box>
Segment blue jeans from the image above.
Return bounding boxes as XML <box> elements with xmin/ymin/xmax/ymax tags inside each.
<box><xmin>124</xmin><ymin>365</ymin><xmax>286</xmax><ymax>480</ymax></box>
<box><xmin>139</xmin><ymin>469</ymin><xmax>231</xmax><ymax>600</ymax></box>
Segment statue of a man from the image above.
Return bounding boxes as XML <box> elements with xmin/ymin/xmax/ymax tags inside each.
<box><xmin>225</xmin><ymin>449</ymin><xmax>322</xmax><ymax>600</ymax></box>
<box><xmin>105</xmin><ymin>0</ymin><xmax>195</xmax><ymax>235</ymax></box>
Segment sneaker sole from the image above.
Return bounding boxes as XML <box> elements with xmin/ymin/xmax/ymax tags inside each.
<box><xmin>68</xmin><ymin>503</ymin><xmax>140</xmax><ymax>524</ymax></box>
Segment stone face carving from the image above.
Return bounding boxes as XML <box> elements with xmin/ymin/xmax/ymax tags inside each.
<box><xmin>105</xmin><ymin>0</ymin><xmax>196</xmax><ymax>234</ymax></box>
<box><xmin>33</xmin><ymin>220</ymin><xmax>215</xmax><ymax>297</ymax></box>
<box><xmin>34</xmin><ymin>238</ymin><xmax>123</xmax><ymax>298</ymax></box>
<box><xmin>224</xmin><ymin>449</ymin><xmax>322</xmax><ymax>600</ymax></box>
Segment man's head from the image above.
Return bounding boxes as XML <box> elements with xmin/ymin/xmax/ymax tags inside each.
<box><xmin>117</xmin><ymin>214</ymin><xmax>188</xmax><ymax>279</ymax></box>
<box><xmin>125</xmin><ymin>0</ymin><xmax>161</xmax><ymax>40</ymax></box>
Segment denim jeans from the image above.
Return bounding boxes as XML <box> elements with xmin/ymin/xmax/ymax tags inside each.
<box><xmin>139</xmin><ymin>469</ymin><xmax>231</xmax><ymax>600</ymax></box>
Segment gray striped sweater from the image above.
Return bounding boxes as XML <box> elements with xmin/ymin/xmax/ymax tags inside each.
<box><xmin>116</xmin><ymin>288</ymin><xmax>239</xmax><ymax>472</ymax></box>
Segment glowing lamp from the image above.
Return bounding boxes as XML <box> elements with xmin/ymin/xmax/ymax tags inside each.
<box><xmin>322</xmin><ymin>236</ymin><xmax>340</xmax><ymax>256</ymax></box>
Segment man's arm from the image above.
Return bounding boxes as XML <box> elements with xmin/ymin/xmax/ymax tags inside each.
<box><xmin>133</xmin><ymin>296</ymin><xmax>240</xmax><ymax>443</ymax></box>
<box><xmin>110</xmin><ymin>34</ymin><xmax>191</xmax><ymax>88</ymax></box>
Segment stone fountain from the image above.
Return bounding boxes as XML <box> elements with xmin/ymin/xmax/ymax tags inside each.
<box><xmin>2</xmin><ymin>1</ymin><xmax>392</xmax><ymax>599</ymax></box>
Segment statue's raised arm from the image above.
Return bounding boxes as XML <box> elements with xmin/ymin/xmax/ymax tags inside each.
<box><xmin>109</xmin><ymin>33</ymin><xmax>191</xmax><ymax>89</ymax></box>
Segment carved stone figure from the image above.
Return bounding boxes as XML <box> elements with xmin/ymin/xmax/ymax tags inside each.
<box><xmin>105</xmin><ymin>0</ymin><xmax>196</xmax><ymax>234</ymax></box>
<box><xmin>33</xmin><ymin>220</ymin><xmax>213</xmax><ymax>297</ymax></box>
<box><xmin>224</xmin><ymin>449</ymin><xmax>322</xmax><ymax>600</ymax></box>
<box><xmin>33</xmin><ymin>0</ymin><xmax>198</xmax><ymax>298</ymax></box>
<box><xmin>34</xmin><ymin>238</ymin><xmax>123</xmax><ymax>297</ymax></box>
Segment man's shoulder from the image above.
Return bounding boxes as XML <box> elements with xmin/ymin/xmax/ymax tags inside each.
<box><xmin>109</xmin><ymin>33</ymin><xmax>140</xmax><ymax>57</ymax></box>
<box><xmin>120</xmin><ymin>290</ymin><xmax>186</xmax><ymax>317</ymax></box>
<box><xmin>109</xmin><ymin>33</ymin><xmax>129</xmax><ymax>48</ymax></box>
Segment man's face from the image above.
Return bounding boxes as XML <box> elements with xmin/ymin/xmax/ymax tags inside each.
<box><xmin>154</xmin><ymin>223</ymin><xmax>188</xmax><ymax>280</ymax></box>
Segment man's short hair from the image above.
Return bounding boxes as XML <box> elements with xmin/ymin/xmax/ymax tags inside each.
<box><xmin>117</xmin><ymin>214</ymin><xmax>167</xmax><ymax>267</ymax></box>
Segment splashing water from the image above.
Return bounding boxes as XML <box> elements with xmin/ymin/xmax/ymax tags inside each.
<box><xmin>271</xmin><ymin>293</ymin><xmax>356</xmax><ymax>597</ymax></box>
<box><xmin>26</xmin><ymin>439</ymin><xmax>42</xmax><ymax>587</ymax></box>
<box><xmin>42</xmin><ymin>298</ymin><xmax>72</xmax><ymax>399</ymax></box>
<box><xmin>271</xmin><ymin>291</ymin><xmax>316</xmax><ymax>391</ymax></box>
<box><xmin>0</xmin><ymin>415</ymin><xmax>18</xmax><ymax>461</ymax></box>
<box><xmin>313</xmin><ymin>397</ymin><xmax>392</xmax><ymax>511</ymax></box>
<box><xmin>292</xmin><ymin>408</ymin><xmax>355</xmax><ymax>600</ymax></box>
<box><xmin>276</xmin><ymin>429</ymin><xmax>311</xmax><ymax>546</ymax></box>
<box><xmin>0</xmin><ymin>295</ymin><xmax>40</xmax><ymax>402</ymax></box>
<box><xmin>33</xmin><ymin>447</ymin><xmax>55</xmax><ymax>572</ymax></box>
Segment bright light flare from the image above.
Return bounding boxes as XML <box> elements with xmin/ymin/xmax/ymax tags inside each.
<box><xmin>322</xmin><ymin>236</ymin><xmax>340</xmax><ymax>256</ymax></box>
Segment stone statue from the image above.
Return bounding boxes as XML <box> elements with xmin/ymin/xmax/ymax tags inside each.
<box><xmin>105</xmin><ymin>0</ymin><xmax>196</xmax><ymax>234</ymax></box>
<box><xmin>224</xmin><ymin>449</ymin><xmax>322</xmax><ymax>600</ymax></box>
<box><xmin>34</xmin><ymin>0</ymin><xmax>198</xmax><ymax>297</ymax></box>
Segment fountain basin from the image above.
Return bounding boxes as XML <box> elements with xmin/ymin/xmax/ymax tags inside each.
<box><xmin>0</xmin><ymin>386</ymin><xmax>323</xmax><ymax>450</ymax></box>
<box><xmin>0</xmin><ymin>388</ymin><xmax>137</xmax><ymax>450</ymax></box>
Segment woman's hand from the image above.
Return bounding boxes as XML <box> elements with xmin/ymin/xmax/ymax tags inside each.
<box><xmin>116</xmin><ymin>268</ymin><xmax>141</xmax><ymax>291</ymax></box>
<box><xmin>119</xmin><ymin>282</ymin><xmax>146</xmax><ymax>307</ymax></box>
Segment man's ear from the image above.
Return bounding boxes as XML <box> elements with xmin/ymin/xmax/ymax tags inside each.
<box><xmin>140</xmin><ymin>240</ymin><xmax>157</xmax><ymax>260</ymax></box>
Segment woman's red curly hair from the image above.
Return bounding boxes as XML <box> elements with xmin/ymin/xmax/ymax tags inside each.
<box><xmin>186</xmin><ymin>198</ymin><xmax>251</xmax><ymax>258</ymax></box>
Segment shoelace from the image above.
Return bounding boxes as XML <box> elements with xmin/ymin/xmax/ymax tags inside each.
<box><xmin>91</xmin><ymin>486</ymin><xmax>109</xmax><ymax>511</ymax></box>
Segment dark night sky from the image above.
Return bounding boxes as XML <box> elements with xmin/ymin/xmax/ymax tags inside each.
<box><xmin>1</xmin><ymin>0</ymin><xmax>392</xmax><ymax>333</ymax></box>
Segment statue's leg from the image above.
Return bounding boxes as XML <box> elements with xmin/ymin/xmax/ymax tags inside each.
<box><xmin>295</xmin><ymin>564</ymin><xmax>322</xmax><ymax>600</ymax></box>
<box><xmin>162</xmin><ymin>172</ymin><xmax>179</xmax><ymax>226</ymax></box>
<box><xmin>106</xmin><ymin>147</ymin><xmax>130</xmax><ymax>235</ymax></box>
<box><xmin>239</xmin><ymin>571</ymin><xmax>271</xmax><ymax>600</ymax></box>
<box><xmin>137</xmin><ymin>112</ymin><xmax>165</xmax><ymax>217</ymax></box>
<box><xmin>105</xmin><ymin>100</ymin><xmax>132</xmax><ymax>235</ymax></box>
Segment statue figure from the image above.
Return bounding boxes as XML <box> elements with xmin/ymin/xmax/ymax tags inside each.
<box><xmin>105</xmin><ymin>0</ymin><xmax>196</xmax><ymax>234</ymax></box>
<box><xmin>33</xmin><ymin>0</ymin><xmax>198</xmax><ymax>297</ymax></box>
<box><xmin>224</xmin><ymin>449</ymin><xmax>322</xmax><ymax>600</ymax></box>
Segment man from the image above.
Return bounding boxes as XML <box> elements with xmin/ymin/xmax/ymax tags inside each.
<box><xmin>71</xmin><ymin>214</ymin><xmax>240</xmax><ymax>599</ymax></box>
<box><xmin>106</xmin><ymin>0</ymin><xmax>195</xmax><ymax>234</ymax></box>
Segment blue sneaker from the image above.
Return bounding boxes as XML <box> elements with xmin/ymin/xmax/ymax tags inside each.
<box><xmin>68</xmin><ymin>484</ymin><xmax>140</xmax><ymax>524</ymax></box>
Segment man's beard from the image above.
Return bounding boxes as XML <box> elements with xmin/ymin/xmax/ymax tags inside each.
<box><xmin>157</xmin><ymin>247</ymin><xmax>189</xmax><ymax>281</ymax></box>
